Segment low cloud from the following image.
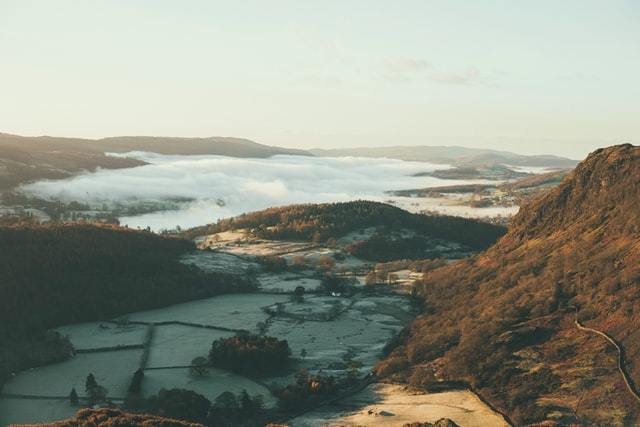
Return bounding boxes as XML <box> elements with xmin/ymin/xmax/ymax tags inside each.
<box><xmin>19</xmin><ymin>153</ymin><xmax>458</xmax><ymax>231</ymax></box>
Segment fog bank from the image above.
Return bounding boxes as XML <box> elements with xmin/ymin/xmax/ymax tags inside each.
<box><xmin>20</xmin><ymin>153</ymin><xmax>496</xmax><ymax>230</ymax></box>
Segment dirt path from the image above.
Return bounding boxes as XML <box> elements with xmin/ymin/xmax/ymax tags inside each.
<box><xmin>574</xmin><ymin>315</ymin><xmax>640</xmax><ymax>403</ymax></box>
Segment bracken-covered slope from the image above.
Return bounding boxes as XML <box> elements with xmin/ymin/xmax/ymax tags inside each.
<box><xmin>12</xmin><ymin>408</ymin><xmax>203</xmax><ymax>427</ymax></box>
<box><xmin>381</xmin><ymin>144</ymin><xmax>640</xmax><ymax>426</ymax></box>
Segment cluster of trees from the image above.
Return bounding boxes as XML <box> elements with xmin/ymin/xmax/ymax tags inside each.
<box><xmin>85</xmin><ymin>373</ymin><xmax>108</xmax><ymax>404</ymax></box>
<box><xmin>208</xmin><ymin>334</ymin><xmax>291</xmax><ymax>375</ymax></box>
<box><xmin>149</xmin><ymin>388</ymin><xmax>265</xmax><ymax>426</ymax></box>
<box><xmin>347</xmin><ymin>235</ymin><xmax>455</xmax><ymax>262</ymax></box>
<box><xmin>319</xmin><ymin>272</ymin><xmax>356</xmax><ymax>295</ymax></box>
<box><xmin>182</xmin><ymin>201</ymin><xmax>505</xmax><ymax>250</ymax></box>
<box><xmin>0</xmin><ymin>223</ymin><xmax>256</xmax><ymax>389</ymax></box>
<box><xmin>257</xmin><ymin>255</ymin><xmax>288</xmax><ymax>272</ymax></box>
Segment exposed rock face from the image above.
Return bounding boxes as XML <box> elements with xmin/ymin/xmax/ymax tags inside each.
<box><xmin>388</xmin><ymin>145</ymin><xmax>640</xmax><ymax>426</ymax></box>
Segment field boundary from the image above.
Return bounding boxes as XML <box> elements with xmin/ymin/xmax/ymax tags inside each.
<box><xmin>103</xmin><ymin>319</ymin><xmax>245</xmax><ymax>334</ymax></box>
<box><xmin>75</xmin><ymin>344</ymin><xmax>144</xmax><ymax>353</ymax></box>
<box><xmin>0</xmin><ymin>393</ymin><xmax>126</xmax><ymax>402</ymax></box>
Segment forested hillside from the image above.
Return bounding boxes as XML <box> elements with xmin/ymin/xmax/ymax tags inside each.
<box><xmin>381</xmin><ymin>144</ymin><xmax>640</xmax><ymax>426</ymax></box>
<box><xmin>0</xmin><ymin>222</ymin><xmax>254</xmax><ymax>389</ymax></box>
<box><xmin>183</xmin><ymin>201</ymin><xmax>505</xmax><ymax>251</ymax></box>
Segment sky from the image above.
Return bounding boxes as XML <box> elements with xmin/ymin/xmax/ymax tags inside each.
<box><xmin>1</xmin><ymin>0</ymin><xmax>639</xmax><ymax>159</ymax></box>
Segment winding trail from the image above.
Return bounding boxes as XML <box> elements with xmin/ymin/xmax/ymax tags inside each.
<box><xmin>574</xmin><ymin>314</ymin><xmax>640</xmax><ymax>403</ymax></box>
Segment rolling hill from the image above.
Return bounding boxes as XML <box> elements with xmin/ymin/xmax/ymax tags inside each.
<box><xmin>0</xmin><ymin>133</ymin><xmax>144</xmax><ymax>192</ymax></box>
<box><xmin>0</xmin><ymin>133</ymin><xmax>311</xmax><ymax>192</ymax></box>
<box><xmin>97</xmin><ymin>136</ymin><xmax>310</xmax><ymax>157</ymax></box>
<box><xmin>182</xmin><ymin>200</ymin><xmax>506</xmax><ymax>252</ymax></box>
<box><xmin>311</xmin><ymin>145</ymin><xmax>577</xmax><ymax>168</ymax></box>
<box><xmin>381</xmin><ymin>144</ymin><xmax>640</xmax><ymax>426</ymax></box>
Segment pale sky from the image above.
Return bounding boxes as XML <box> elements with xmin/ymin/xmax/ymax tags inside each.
<box><xmin>1</xmin><ymin>0</ymin><xmax>639</xmax><ymax>159</ymax></box>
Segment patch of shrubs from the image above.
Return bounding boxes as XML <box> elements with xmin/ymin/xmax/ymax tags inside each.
<box><xmin>209</xmin><ymin>334</ymin><xmax>291</xmax><ymax>375</ymax></box>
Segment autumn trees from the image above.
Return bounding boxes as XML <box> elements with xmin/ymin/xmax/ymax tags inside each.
<box><xmin>208</xmin><ymin>334</ymin><xmax>291</xmax><ymax>375</ymax></box>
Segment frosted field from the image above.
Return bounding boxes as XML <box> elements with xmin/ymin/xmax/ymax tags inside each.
<box><xmin>56</xmin><ymin>322</ymin><xmax>147</xmax><ymax>349</ymax></box>
<box><xmin>180</xmin><ymin>250</ymin><xmax>259</xmax><ymax>275</ymax></box>
<box><xmin>257</xmin><ymin>273</ymin><xmax>322</xmax><ymax>293</ymax></box>
<box><xmin>146</xmin><ymin>325</ymin><xmax>233</xmax><ymax>367</ymax></box>
<box><xmin>266</xmin><ymin>296</ymin><xmax>411</xmax><ymax>373</ymax></box>
<box><xmin>290</xmin><ymin>383</ymin><xmax>510</xmax><ymax>427</ymax></box>
<box><xmin>0</xmin><ymin>398</ymin><xmax>77</xmax><ymax>426</ymax></box>
<box><xmin>219</xmin><ymin>240</ymin><xmax>316</xmax><ymax>257</ymax></box>
<box><xmin>142</xmin><ymin>368</ymin><xmax>277</xmax><ymax>407</ymax></box>
<box><xmin>280</xmin><ymin>248</ymin><xmax>368</xmax><ymax>271</ymax></box>
<box><xmin>128</xmin><ymin>293</ymin><xmax>289</xmax><ymax>331</ymax></box>
<box><xmin>354</xmin><ymin>295</ymin><xmax>416</xmax><ymax>322</ymax></box>
<box><xmin>2</xmin><ymin>350</ymin><xmax>142</xmax><ymax>399</ymax></box>
<box><xmin>270</xmin><ymin>296</ymin><xmax>353</xmax><ymax>321</ymax></box>
<box><xmin>268</xmin><ymin>315</ymin><xmax>391</xmax><ymax>371</ymax></box>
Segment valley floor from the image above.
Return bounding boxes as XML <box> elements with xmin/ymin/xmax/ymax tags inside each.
<box><xmin>0</xmin><ymin>232</ymin><xmax>506</xmax><ymax>426</ymax></box>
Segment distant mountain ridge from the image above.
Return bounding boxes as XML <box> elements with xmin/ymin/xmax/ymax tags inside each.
<box><xmin>0</xmin><ymin>132</ymin><xmax>576</xmax><ymax>193</ymax></box>
<box><xmin>311</xmin><ymin>145</ymin><xmax>577</xmax><ymax>168</ymax></box>
<box><xmin>0</xmin><ymin>133</ymin><xmax>310</xmax><ymax>191</ymax></box>
<box><xmin>97</xmin><ymin>135</ymin><xmax>310</xmax><ymax>157</ymax></box>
